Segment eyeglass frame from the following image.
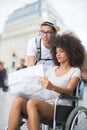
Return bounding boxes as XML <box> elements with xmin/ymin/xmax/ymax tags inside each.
<box><xmin>39</xmin><ymin>30</ymin><xmax>54</xmax><ymax>36</ymax></box>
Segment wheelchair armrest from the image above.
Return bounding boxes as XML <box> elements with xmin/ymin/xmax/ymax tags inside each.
<box><xmin>59</xmin><ymin>94</ymin><xmax>78</xmax><ymax>101</ymax></box>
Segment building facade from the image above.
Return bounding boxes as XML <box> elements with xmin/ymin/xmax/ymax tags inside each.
<box><xmin>0</xmin><ymin>0</ymin><xmax>66</xmax><ymax>71</ymax></box>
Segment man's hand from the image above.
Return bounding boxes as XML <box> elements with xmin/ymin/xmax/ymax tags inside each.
<box><xmin>81</xmin><ymin>71</ymin><xmax>87</xmax><ymax>80</ymax></box>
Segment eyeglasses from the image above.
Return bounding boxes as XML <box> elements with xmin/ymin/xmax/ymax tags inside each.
<box><xmin>39</xmin><ymin>30</ymin><xmax>53</xmax><ymax>36</ymax></box>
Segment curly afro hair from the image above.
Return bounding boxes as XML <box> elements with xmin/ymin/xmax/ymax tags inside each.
<box><xmin>51</xmin><ymin>32</ymin><xmax>85</xmax><ymax>68</ymax></box>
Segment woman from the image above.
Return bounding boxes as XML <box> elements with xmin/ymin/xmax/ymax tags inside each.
<box><xmin>26</xmin><ymin>32</ymin><xmax>85</xmax><ymax>130</ymax></box>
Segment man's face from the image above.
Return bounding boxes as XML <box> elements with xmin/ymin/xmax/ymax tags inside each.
<box><xmin>40</xmin><ymin>25</ymin><xmax>56</xmax><ymax>48</ymax></box>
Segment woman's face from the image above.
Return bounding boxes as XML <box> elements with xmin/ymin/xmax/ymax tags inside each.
<box><xmin>56</xmin><ymin>47</ymin><xmax>69</xmax><ymax>64</ymax></box>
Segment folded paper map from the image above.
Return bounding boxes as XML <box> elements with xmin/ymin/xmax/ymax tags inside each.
<box><xmin>8</xmin><ymin>64</ymin><xmax>55</xmax><ymax>100</ymax></box>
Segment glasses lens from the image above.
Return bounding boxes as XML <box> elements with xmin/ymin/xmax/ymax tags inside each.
<box><xmin>39</xmin><ymin>30</ymin><xmax>53</xmax><ymax>36</ymax></box>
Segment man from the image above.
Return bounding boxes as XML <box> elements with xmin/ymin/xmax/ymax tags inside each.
<box><xmin>16</xmin><ymin>58</ymin><xmax>27</xmax><ymax>70</ymax></box>
<box><xmin>7</xmin><ymin>17</ymin><xmax>60</xmax><ymax>130</ymax></box>
<box><xmin>26</xmin><ymin>17</ymin><xmax>60</xmax><ymax>72</ymax></box>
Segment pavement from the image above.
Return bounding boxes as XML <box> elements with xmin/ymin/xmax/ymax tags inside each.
<box><xmin>0</xmin><ymin>86</ymin><xmax>87</xmax><ymax>130</ymax></box>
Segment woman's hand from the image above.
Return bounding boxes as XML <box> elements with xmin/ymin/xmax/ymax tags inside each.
<box><xmin>38</xmin><ymin>76</ymin><xmax>53</xmax><ymax>90</ymax></box>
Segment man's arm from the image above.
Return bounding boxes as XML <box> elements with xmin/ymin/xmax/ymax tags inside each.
<box><xmin>27</xmin><ymin>55</ymin><xmax>36</xmax><ymax>67</ymax></box>
<box><xmin>81</xmin><ymin>63</ymin><xmax>87</xmax><ymax>81</ymax></box>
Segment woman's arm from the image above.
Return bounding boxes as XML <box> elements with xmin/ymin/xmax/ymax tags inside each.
<box><xmin>38</xmin><ymin>76</ymin><xmax>80</xmax><ymax>95</ymax></box>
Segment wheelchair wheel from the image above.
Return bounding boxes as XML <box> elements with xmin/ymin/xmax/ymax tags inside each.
<box><xmin>64</xmin><ymin>106</ymin><xmax>87</xmax><ymax>130</ymax></box>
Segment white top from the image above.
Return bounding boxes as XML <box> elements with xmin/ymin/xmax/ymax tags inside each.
<box><xmin>45</xmin><ymin>66</ymin><xmax>81</xmax><ymax>105</ymax></box>
<box><xmin>26</xmin><ymin>38</ymin><xmax>54</xmax><ymax>72</ymax></box>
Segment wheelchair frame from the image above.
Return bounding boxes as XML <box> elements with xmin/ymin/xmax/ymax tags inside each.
<box><xmin>40</xmin><ymin>83</ymin><xmax>87</xmax><ymax>130</ymax></box>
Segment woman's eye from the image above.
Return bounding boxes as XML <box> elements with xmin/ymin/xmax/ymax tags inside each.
<box><xmin>60</xmin><ymin>50</ymin><xmax>64</xmax><ymax>52</ymax></box>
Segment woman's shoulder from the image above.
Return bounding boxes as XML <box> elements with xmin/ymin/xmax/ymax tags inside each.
<box><xmin>71</xmin><ymin>67</ymin><xmax>81</xmax><ymax>72</ymax></box>
<box><xmin>70</xmin><ymin>67</ymin><xmax>81</xmax><ymax>76</ymax></box>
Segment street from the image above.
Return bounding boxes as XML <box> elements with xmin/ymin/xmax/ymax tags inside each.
<box><xmin>0</xmin><ymin>86</ymin><xmax>87</xmax><ymax>130</ymax></box>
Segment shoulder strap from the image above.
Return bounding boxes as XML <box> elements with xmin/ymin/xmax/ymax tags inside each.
<box><xmin>35</xmin><ymin>36</ymin><xmax>52</xmax><ymax>63</ymax></box>
<box><xmin>35</xmin><ymin>36</ymin><xmax>41</xmax><ymax>62</ymax></box>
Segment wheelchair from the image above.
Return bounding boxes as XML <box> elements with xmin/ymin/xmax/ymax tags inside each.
<box><xmin>5</xmin><ymin>82</ymin><xmax>87</xmax><ymax>130</ymax></box>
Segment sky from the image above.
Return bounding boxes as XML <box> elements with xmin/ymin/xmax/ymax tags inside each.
<box><xmin>0</xmin><ymin>0</ymin><xmax>87</xmax><ymax>50</ymax></box>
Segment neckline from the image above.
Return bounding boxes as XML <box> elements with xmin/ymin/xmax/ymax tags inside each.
<box><xmin>55</xmin><ymin>66</ymin><xmax>73</xmax><ymax>77</ymax></box>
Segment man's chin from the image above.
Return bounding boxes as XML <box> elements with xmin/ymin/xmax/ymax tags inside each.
<box><xmin>44</xmin><ymin>43</ymin><xmax>51</xmax><ymax>48</ymax></box>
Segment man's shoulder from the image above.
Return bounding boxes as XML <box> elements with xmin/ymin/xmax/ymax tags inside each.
<box><xmin>27</xmin><ymin>38</ymin><xmax>36</xmax><ymax>49</ymax></box>
<box><xmin>27</xmin><ymin>36</ymin><xmax>42</xmax><ymax>49</ymax></box>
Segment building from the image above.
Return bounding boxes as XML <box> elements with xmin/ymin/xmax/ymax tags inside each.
<box><xmin>0</xmin><ymin>0</ymin><xmax>66</xmax><ymax>71</ymax></box>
